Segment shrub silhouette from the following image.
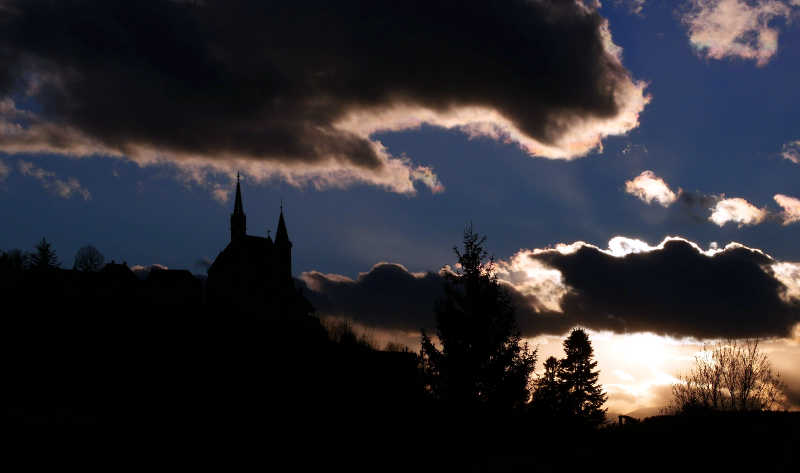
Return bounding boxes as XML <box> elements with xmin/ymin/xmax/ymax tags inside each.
<box><xmin>73</xmin><ymin>245</ymin><xmax>105</xmax><ymax>272</ymax></box>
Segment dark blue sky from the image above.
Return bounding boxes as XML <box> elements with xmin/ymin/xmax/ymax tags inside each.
<box><xmin>1</xmin><ymin>1</ymin><xmax>800</xmax><ymax>278</ymax></box>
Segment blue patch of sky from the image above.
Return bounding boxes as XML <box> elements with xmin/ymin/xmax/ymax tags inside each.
<box><xmin>2</xmin><ymin>1</ymin><xmax>800</xmax><ymax>275</ymax></box>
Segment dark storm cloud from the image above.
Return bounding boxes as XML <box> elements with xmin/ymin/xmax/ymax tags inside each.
<box><xmin>677</xmin><ymin>190</ymin><xmax>721</xmax><ymax>222</ymax></box>
<box><xmin>299</xmin><ymin>262</ymin><xmax>555</xmax><ymax>334</ymax></box>
<box><xmin>0</xmin><ymin>0</ymin><xmax>648</xmax><ymax>191</ymax></box>
<box><xmin>678</xmin><ymin>190</ymin><xmax>718</xmax><ymax>209</ymax></box>
<box><xmin>302</xmin><ymin>239</ymin><xmax>800</xmax><ymax>339</ymax></box>
<box><xmin>299</xmin><ymin>263</ymin><xmax>447</xmax><ymax>332</ymax></box>
<box><xmin>532</xmin><ymin>239</ymin><xmax>800</xmax><ymax>338</ymax></box>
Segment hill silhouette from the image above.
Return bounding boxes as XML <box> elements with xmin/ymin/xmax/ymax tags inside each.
<box><xmin>1</xmin><ymin>180</ymin><xmax>797</xmax><ymax>471</ymax></box>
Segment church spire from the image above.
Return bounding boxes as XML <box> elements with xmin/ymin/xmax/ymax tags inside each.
<box><xmin>275</xmin><ymin>203</ymin><xmax>290</xmax><ymax>247</ymax></box>
<box><xmin>233</xmin><ymin>172</ymin><xmax>244</xmax><ymax>215</ymax></box>
<box><xmin>230</xmin><ymin>172</ymin><xmax>246</xmax><ymax>242</ymax></box>
<box><xmin>275</xmin><ymin>202</ymin><xmax>292</xmax><ymax>282</ymax></box>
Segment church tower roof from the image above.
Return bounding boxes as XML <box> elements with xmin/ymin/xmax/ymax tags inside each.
<box><xmin>275</xmin><ymin>202</ymin><xmax>291</xmax><ymax>247</ymax></box>
<box><xmin>233</xmin><ymin>172</ymin><xmax>244</xmax><ymax>215</ymax></box>
<box><xmin>230</xmin><ymin>172</ymin><xmax>246</xmax><ymax>242</ymax></box>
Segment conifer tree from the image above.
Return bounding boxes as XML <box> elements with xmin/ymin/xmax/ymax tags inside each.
<box><xmin>530</xmin><ymin>356</ymin><xmax>565</xmax><ymax>417</ymax></box>
<box><xmin>29</xmin><ymin>237</ymin><xmax>60</xmax><ymax>270</ymax></box>
<box><xmin>0</xmin><ymin>249</ymin><xmax>28</xmax><ymax>273</ymax></box>
<box><xmin>421</xmin><ymin>224</ymin><xmax>536</xmax><ymax>408</ymax></box>
<box><xmin>558</xmin><ymin>328</ymin><xmax>606</xmax><ymax>426</ymax></box>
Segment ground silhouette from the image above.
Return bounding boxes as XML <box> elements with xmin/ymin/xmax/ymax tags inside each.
<box><xmin>3</xmin><ymin>204</ymin><xmax>798</xmax><ymax>470</ymax></box>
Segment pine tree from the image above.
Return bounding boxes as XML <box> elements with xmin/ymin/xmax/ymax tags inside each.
<box><xmin>29</xmin><ymin>237</ymin><xmax>60</xmax><ymax>270</ymax></box>
<box><xmin>421</xmin><ymin>224</ymin><xmax>536</xmax><ymax>408</ymax></box>
<box><xmin>0</xmin><ymin>249</ymin><xmax>28</xmax><ymax>273</ymax></box>
<box><xmin>530</xmin><ymin>356</ymin><xmax>565</xmax><ymax>417</ymax></box>
<box><xmin>558</xmin><ymin>328</ymin><xmax>606</xmax><ymax>426</ymax></box>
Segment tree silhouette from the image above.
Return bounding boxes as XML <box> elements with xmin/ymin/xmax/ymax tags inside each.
<box><xmin>557</xmin><ymin>328</ymin><xmax>606</xmax><ymax>426</ymax></box>
<box><xmin>73</xmin><ymin>245</ymin><xmax>105</xmax><ymax>272</ymax></box>
<box><xmin>669</xmin><ymin>339</ymin><xmax>787</xmax><ymax>413</ymax></box>
<box><xmin>421</xmin><ymin>224</ymin><xmax>536</xmax><ymax>408</ymax></box>
<box><xmin>28</xmin><ymin>238</ymin><xmax>59</xmax><ymax>270</ymax></box>
<box><xmin>530</xmin><ymin>355</ymin><xmax>565</xmax><ymax>417</ymax></box>
<box><xmin>0</xmin><ymin>249</ymin><xmax>28</xmax><ymax>273</ymax></box>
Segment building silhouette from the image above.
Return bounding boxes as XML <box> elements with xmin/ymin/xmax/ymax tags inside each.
<box><xmin>206</xmin><ymin>174</ymin><xmax>312</xmax><ymax>317</ymax></box>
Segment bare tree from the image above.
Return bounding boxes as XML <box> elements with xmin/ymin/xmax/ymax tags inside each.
<box><xmin>669</xmin><ymin>339</ymin><xmax>787</xmax><ymax>413</ymax></box>
<box><xmin>73</xmin><ymin>245</ymin><xmax>105</xmax><ymax>272</ymax></box>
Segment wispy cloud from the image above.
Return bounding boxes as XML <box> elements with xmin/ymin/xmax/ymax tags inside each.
<box><xmin>624</xmin><ymin>170</ymin><xmax>679</xmax><ymax>207</ymax></box>
<box><xmin>616</xmin><ymin>0</ymin><xmax>648</xmax><ymax>15</ymax></box>
<box><xmin>17</xmin><ymin>160</ymin><xmax>91</xmax><ymax>200</ymax></box>
<box><xmin>774</xmin><ymin>194</ymin><xmax>800</xmax><ymax>225</ymax></box>
<box><xmin>624</xmin><ymin>171</ymin><xmax>800</xmax><ymax>227</ymax></box>
<box><xmin>682</xmin><ymin>0</ymin><xmax>797</xmax><ymax>66</ymax></box>
<box><xmin>0</xmin><ymin>159</ymin><xmax>9</xmax><ymax>182</ymax></box>
<box><xmin>782</xmin><ymin>140</ymin><xmax>800</xmax><ymax>164</ymax></box>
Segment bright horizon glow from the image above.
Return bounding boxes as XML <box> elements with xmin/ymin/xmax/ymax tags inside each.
<box><xmin>330</xmin><ymin>318</ymin><xmax>800</xmax><ymax>417</ymax></box>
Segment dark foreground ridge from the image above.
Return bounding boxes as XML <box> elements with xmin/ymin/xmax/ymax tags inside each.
<box><xmin>4</xmin><ymin>180</ymin><xmax>799</xmax><ymax>471</ymax></box>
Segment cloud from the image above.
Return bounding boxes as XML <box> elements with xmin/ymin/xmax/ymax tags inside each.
<box><xmin>300</xmin><ymin>261</ymin><xmax>566</xmax><ymax>336</ymax></box>
<box><xmin>624</xmin><ymin>170</ymin><xmax>679</xmax><ymax>207</ymax></box>
<box><xmin>782</xmin><ymin>140</ymin><xmax>800</xmax><ymax>164</ymax></box>
<box><xmin>195</xmin><ymin>257</ymin><xmax>213</xmax><ymax>272</ymax></box>
<box><xmin>0</xmin><ymin>158</ymin><xmax>9</xmax><ymax>182</ymax></box>
<box><xmin>623</xmin><ymin>171</ymin><xmax>800</xmax><ymax>227</ymax></box>
<box><xmin>774</xmin><ymin>194</ymin><xmax>800</xmax><ymax>225</ymax></box>
<box><xmin>677</xmin><ymin>190</ymin><xmax>718</xmax><ymax>209</ymax></box>
<box><xmin>772</xmin><ymin>261</ymin><xmax>800</xmax><ymax>303</ymax></box>
<box><xmin>620</xmin><ymin>142</ymin><xmax>648</xmax><ymax>157</ymax></box>
<box><xmin>17</xmin><ymin>160</ymin><xmax>90</xmax><ymax>200</ymax></box>
<box><xmin>682</xmin><ymin>0</ymin><xmax>797</xmax><ymax>66</ymax></box>
<box><xmin>0</xmin><ymin>0</ymin><xmax>649</xmax><ymax>194</ymax></box>
<box><xmin>709</xmin><ymin>197</ymin><xmax>768</xmax><ymax>226</ymax></box>
<box><xmin>301</xmin><ymin>236</ymin><xmax>800</xmax><ymax>339</ymax></box>
<box><xmin>300</xmin><ymin>263</ymin><xmax>448</xmax><ymax>332</ymax></box>
<box><xmin>528</xmin><ymin>236</ymin><xmax>800</xmax><ymax>338</ymax></box>
<box><xmin>131</xmin><ymin>263</ymin><xmax>169</xmax><ymax>280</ymax></box>
<box><xmin>615</xmin><ymin>0</ymin><xmax>648</xmax><ymax>15</ymax></box>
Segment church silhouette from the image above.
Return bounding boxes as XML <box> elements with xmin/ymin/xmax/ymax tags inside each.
<box><xmin>206</xmin><ymin>174</ymin><xmax>313</xmax><ymax>318</ymax></box>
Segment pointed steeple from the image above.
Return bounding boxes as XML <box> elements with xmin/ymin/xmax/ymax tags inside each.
<box><xmin>233</xmin><ymin>172</ymin><xmax>244</xmax><ymax>215</ymax></box>
<box><xmin>275</xmin><ymin>201</ymin><xmax>292</xmax><ymax>282</ymax></box>
<box><xmin>230</xmin><ymin>172</ymin><xmax>246</xmax><ymax>242</ymax></box>
<box><xmin>275</xmin><ymin>201</ymin><xmax>290</xmax><ymax>247</ymax></box>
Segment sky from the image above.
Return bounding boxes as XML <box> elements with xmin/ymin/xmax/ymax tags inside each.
<box><xmin>2</xmin><ymin>0</ymin><xmax>800</xmax><ymax>415</ymax></box>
